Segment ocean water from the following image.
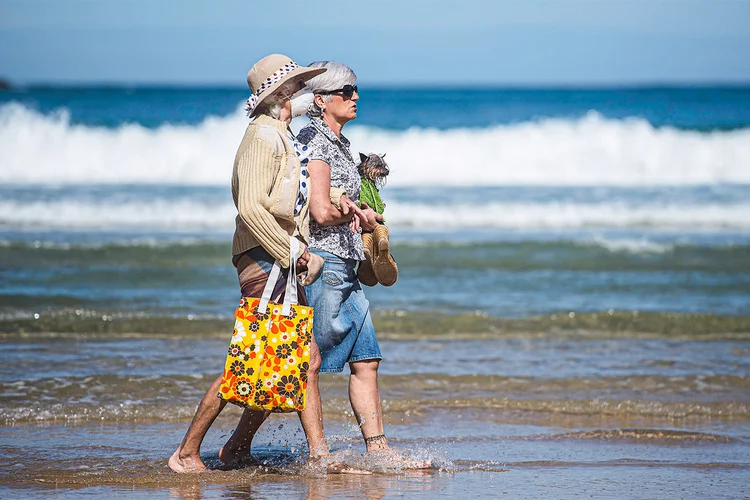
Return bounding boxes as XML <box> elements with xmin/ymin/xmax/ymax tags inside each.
<box><xmin>1</xmin><ymin>86</ymin><xmax>749</xmax><ymax>498</ymax></box>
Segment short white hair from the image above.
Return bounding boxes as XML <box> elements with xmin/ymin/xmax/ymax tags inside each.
<box><xmin>305</xmin><ymin>61</ymin><xmax>356</xmax><ymax>118</ymax></box>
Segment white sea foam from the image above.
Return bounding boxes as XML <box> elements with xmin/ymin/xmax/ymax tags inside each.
<box><xmin>0</xmin><ymin>198</ymin><xmax>237</xmax><ymax>231</ymax></box>
<box><xmin>2</xmin><ymin>103</ymin><xmax>750</xmax><ymax>187</ymax></box>
<box><xmin>0</xmin><ymin>103</ymin><xmax>247</xmax><ymax>185</ymax></box>
<box><xmin>586</xmin><ymin>236</ymin><xmax>675</xmax><ymax>254</ymax></box>
<box><xmin>2</xmin><ymin>197</ymin><xmax>749</xmax><ymax>231</ymax></box>
<box><xmin>384</xmin><ymin>200</ymin><xmax>750</xmax><ymax>230</ymax></box>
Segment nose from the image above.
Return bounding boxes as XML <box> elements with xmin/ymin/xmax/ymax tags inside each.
<box><xmin>352</xmin><ymin>90</ymin><xmax>359</xmax><ymax>101</ymax></box>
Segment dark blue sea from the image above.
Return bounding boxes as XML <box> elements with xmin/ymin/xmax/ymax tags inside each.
<box><xmin>1</xmin><ymin>86</ymin><xmax>749</xmax><ymax>498</ymax></box>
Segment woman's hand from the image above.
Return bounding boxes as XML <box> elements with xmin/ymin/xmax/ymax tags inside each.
<box><xmin>341</xmin><ymin>195</ymin><xmax>361</xmax><ymax>233</ymax></box>
<box><xmin>296</xmin><ymin>246</ymin><xmax>311</xmax><ymax>270</ymax></box>
<box><xmin>349</xmin><ymin>215</ymin><xmax>360</xmax><ymax>234</ymax></box>
<box><xmin>358</xmin><ymin>202</ymin><xmax>384</xmax><ymax>232</ymax></box>
<box><xmin>340</xmin><ymin>194</ymin><xmax>374</xmax><ymax>234</ymax></box>
<box><xmin>297</xmin><ymin>252</ymin><xmax>324</xmax><ymax>286</ymax></box>
<box><xmin>308</xmin><ymin>162</ymin><xmax>380</xmax><ymax>231</ymax></box>
<box><xmin>339</xmin><ymin>194</ymin><xmax>358</xmax><ymax>216</ymax></box>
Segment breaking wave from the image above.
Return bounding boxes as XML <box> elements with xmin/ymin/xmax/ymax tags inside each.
<box><xmin>2</xmin><ymin>102</ymin><xmax>750</xmax><ymax>186</ymax></box>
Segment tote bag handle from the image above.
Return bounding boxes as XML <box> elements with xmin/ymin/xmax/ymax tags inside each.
<box><xmin>258</xmin><ymin>238</ymin><xmax>300</xmax><ymax>317</ymax></box>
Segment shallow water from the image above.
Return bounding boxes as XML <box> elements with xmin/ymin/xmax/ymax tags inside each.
<box><xmin>2</xmin><ymin>329</ymin><xmax>749</xmax><ymax>498</ymax></box>
<box><xmin>2</xmin><ymin>333</ymin><xmax>749</xmax><ymax>426</ymax></box>
<box><xmin>2</xmin><ymin>414</ymin><xmax>749</xmax><ymax>499</ymax></box>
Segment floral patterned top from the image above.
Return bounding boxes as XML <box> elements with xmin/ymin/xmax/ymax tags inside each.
<box><xmin>296</xmin><ymin>117</ymin><xmax>364</xmax><ymax>261</ymax></box>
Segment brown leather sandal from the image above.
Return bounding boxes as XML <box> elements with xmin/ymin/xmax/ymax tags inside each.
<box><xmin>372</xmin><ymin>225</ymin><xmax>398</xmax><ymax>287</ymax></box>
<box><xmin>357</xmin><ymin>232</ymin><xmax>379</xmax><ymax>286</ymax></box>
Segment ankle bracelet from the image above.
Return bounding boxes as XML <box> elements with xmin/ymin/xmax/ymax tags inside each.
<box><xmin>364</xmin><ymin>434</ymin><xmax>387</xmax><ymax>444</ymax></box>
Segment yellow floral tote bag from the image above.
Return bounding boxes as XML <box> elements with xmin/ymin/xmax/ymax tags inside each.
<box><xmin>218</xmin><ymin>239</ymin><xmax>313</xmax><ymax>412</ymax></box>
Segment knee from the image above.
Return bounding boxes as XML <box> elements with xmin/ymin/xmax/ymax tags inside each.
<box><xmin>308</xmin><ymin>348</ymin><xmax>322</xmax><ymax>377</ymax></box>
<box><xmin>350</xmin><ymin>360</ymin><xmax>379</xmax><ymax>381</ymax></box>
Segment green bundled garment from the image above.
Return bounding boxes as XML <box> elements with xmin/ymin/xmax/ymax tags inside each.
<box><xmin>359</xmin><ymin>177</ymin><xmax>385</xmax><ymax>221</ymax></box>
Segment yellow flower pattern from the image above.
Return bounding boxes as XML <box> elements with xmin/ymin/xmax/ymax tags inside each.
<box><xmin>218</xmin><ymin>297</ymin><xmax>313</xmax><ymax>412</ymax></box>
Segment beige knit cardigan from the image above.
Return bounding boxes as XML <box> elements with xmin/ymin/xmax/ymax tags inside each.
<box><xmin>231</xmin><ymin>114</ymin><xmax>345</xmax><ymax>267</ymax></box>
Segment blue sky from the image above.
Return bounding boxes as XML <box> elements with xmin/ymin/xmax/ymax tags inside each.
<box><xmin>1</xmin><ymin>0</ymin><xmax>749</xmax><ymax>85</ymax></box>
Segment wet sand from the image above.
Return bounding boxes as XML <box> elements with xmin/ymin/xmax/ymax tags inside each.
<box><xmin>1</xmin><ymin>412</ymin><xmax>748</xmax><ymax>499</ymax></box>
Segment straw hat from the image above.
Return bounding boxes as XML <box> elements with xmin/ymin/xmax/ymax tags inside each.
<box><xmin>245</xmin><ymin>54</ymin><xmax>326</xmax><ymax>117</ymax></box>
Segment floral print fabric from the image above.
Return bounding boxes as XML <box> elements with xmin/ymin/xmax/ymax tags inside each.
<box><xmin>296</xmin><ymin>117</ymin><xmax>365</xmax><ymax>261</ymax></box>
<box><xmin>218</xmin><ymin>296</ymin><xmax>313</xmax><ymax>412</ymax></box>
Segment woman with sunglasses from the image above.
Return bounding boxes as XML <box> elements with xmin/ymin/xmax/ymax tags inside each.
<box><xmin>296</xmin><ymin>61</ymin><xmax>428</xmax><ymax>467</ymax></box>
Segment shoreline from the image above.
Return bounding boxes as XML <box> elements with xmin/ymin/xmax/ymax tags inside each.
<box><xmin>2</xmin><ymin>310</ymin><xmax>750</xmax><ymax>341</ymax></box>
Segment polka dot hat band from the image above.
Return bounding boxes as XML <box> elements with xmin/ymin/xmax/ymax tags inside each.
<box><xmin>245</xmin><ymin>62</ymin><xmax>299</xmax><ymax>117</ymax></box>
<box><xmin>244</xmin><ymin>54</ymin><xmax>327</xmax><ymax>118</ymax></box>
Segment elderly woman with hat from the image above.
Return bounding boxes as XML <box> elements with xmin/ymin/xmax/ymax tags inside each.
<box><xmin>169</xmin><ymin>54</ymin><xmax>360</xmax><ymax>473</ymax></box>
<box><xmin>222</xmin><ymin>61</ymin><xmax>430</xmax><ymax>469</ymax></box>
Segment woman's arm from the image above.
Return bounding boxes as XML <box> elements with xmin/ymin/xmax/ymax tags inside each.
<box><xmin>308</xmin><ymin>159</ymin><xmax>357</xmax><ymax>226</ymax></box>
<box><xmin>236</xmin><ymin>140</ymin><xmax>304</xmax><ymax>266</ymax></box>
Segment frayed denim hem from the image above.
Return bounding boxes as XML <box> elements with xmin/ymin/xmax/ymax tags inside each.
<box><xmin>319</xmin><ymin>367</ymin><xmax>346</xmax><ymax>374</ymax></box>
<box><xmin>349</xmin><ymin>355</ymin><xmax>383</xmax><ymax>363</ymax></box>
<box><xmin>319</xmin><ymin>355</ymin><xmax>383</xmax><ymax>373</ymax></box>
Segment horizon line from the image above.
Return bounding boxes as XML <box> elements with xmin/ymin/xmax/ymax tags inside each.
<box><xmin>3</xmin><ymin>80</ymin><xmax>750</xmax><ymax>91</ymax></box>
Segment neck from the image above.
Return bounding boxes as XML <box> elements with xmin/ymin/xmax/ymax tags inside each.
<box><xmin>322</xmin><ymin>114</ymin><xmax>345</xmax><ymax>138</ymax></box>
<box><xmin>278</xmin><ymin>112</ymin><xmax>292</xmax><ymax>125</ymax></box>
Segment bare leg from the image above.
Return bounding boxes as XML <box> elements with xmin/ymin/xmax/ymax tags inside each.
<box><xmin>349</xmin><ymin>360</ymin><xmax>432</xmax><ymax>469</ymax></box>
<box><xmin>219</xmin><ymin>334</ymin><xmax>331</xmax><ymax>460</ymax></box>
<box><xmin>218</xmin><ymin>408</ymin><xmax>268</xmax><ymax>466</ymax></box>
<box><xmin>168</xmin><ymin>375</ymin><xmax>227</xmax><ymax>473</ymax></box>
<box><xmin>297</xmin><ymin>334</ymin><xmax>330</xmax><ymax>457</ymax></box>
<box><xmin>348</xmin><ymin>360</ymin><xmax>387</xmax><ymax>451</ymax></box>
<box><xmin>217</xmin><ymin>336</ymin><xmax>369</xmax><ymax>474</ymax></box>
<box><xmin>302</xmin><ymin>336</ymin><xmax>370</xmax><ymax>474</ymax></box>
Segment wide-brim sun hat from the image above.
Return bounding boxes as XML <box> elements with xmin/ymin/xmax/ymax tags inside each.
<box><xmin>246</xmin><ymin>54</ymin><xmax>326</xmax><ymax>117</ymax></box>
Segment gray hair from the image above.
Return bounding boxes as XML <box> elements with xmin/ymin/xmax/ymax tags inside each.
<box><xmin>305</xmin><ymin>61</ymin><xmax>357</xmax><ymax>118</ymax></box>
<box><xmin>256</xmin><ymin>99</ymin><xmax>282</xmax><ymax>119</ymax></box>
<box><xmin>254</xmin><ymin>78</ymin><xmax>300</xmax><ymax>119</ymax></box>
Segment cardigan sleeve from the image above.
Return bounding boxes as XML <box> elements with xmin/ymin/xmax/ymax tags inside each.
<box><xmin>235</xmin><ymin>140</ymin><xmax>302</xmax><ymax>267</ymax></box>
<box><xmin>330</xmin><ymin>187</ymin><xmax>347</xmax><ymax>210</ymax></box>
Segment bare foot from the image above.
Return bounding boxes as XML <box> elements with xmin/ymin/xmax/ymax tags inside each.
<box><xmin>366</xmin><ymin>449</ymin><xmax>433</xmax><ymax>470</ymax></box>
<box><xmin>168</xmin><ymin>449</ymin><xmax>208</xmax><ymax>473</ymax></box>
<box><xmin>326</xmin><ymin>462</ymin><xmax>373</xmax><ymax>475</ymax></box>
<box><xmin>218</xmin><ymin>445</ymin><xmax>258</xmax><ymax>469</ymax></box>
<box><xmin>307</xmin><ymin>455</ymin><xmax>373</xmax><ymax>475</ymax></box>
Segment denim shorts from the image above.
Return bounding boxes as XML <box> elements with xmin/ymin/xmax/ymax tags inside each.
<box><xmin>304</xmin><ymin>250</ymin><xmax>382</xmax><ymax>373</ymax></box>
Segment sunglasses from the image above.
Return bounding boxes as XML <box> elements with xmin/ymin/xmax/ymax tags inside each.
<box><xmin>316</xmin><ymin>85</ymin><xmax>358</xmax><ymax>98</ymax></box>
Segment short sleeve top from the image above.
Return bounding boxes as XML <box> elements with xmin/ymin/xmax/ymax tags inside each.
<box><xmin>296</xmin><ymin>117</ymin><xmax>364</xmax><ymax>261</ymax></box>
